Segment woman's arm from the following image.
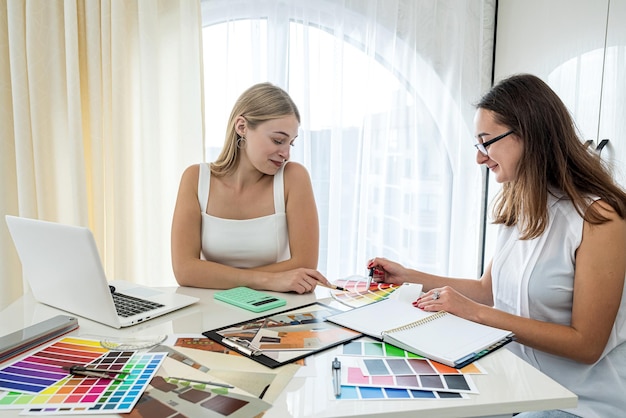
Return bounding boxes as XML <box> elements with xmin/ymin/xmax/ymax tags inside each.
<box><xmin>171</xmin><ymin>164</ymin><xmax>328</xmax><ymax>293</ymax></box>
<box><xmin>367</xmin><ymin>257</ymin><xmax>494</xmax><ymax>305</ymax></box>
<box><xmin>418</xmin><ymin>200</ymin><xmax>626</xmax><ymax>364</ymax></box>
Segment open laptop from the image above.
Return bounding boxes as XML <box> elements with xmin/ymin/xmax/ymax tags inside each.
<box><xmin>5</xmin><ymin>215</ymin><xmax>199</xmax><ymax>328</ymax></box>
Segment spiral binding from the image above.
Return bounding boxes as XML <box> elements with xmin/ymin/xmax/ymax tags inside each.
<box><xmin>381</xmin><ymin>311</ymin><xmax>448</xmax><ymax>335</ymax></box>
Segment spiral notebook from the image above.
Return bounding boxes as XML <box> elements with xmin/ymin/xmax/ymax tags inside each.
<box><xmin>326</xmin><ymin>292</ymin><xmax>514</xmax><ymax>368</ymax></box>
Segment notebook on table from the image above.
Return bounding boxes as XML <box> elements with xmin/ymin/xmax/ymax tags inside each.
<box><xmin>5</xmin><ymin>215</ymin><xmax>199</xmax><ymax>329</ymax></box>
<box><xmin>325</xmin><ymin>284</ymin><xmax>514</xmax><ymax>368</ymax></box>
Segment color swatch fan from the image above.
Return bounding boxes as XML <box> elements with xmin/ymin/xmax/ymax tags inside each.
<box><xmin>330</xmin><ymin>275</ymin><xmax>399</xmax><ymax>308</ymax></box>
<box><xmin>0</xmin><ymin>336</ymin><xmax>165</xmax><ymax>415</ymax></box>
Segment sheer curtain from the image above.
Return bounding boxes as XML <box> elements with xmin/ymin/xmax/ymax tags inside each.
<box><xmin>200</xmin><ymin>0</ymin><xmax>496</xmax><ymax>281</ymax></box>
<box><xmin>0</xmin><ymin>0</ymin><xmax>204</xmax><ymax>310</ymax></box>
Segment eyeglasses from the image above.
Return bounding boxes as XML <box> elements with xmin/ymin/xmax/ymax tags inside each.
<box><xmin>474</xmin><ymin>130</ymin><xmax>514</xmax><ymax>156</ymax></box>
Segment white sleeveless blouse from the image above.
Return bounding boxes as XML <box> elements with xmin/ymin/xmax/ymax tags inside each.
<box><xmin>492</xmin><ymin>191</ymin><xmax>626</xmax><ymax>417</ymax></box>
<box><xmin>198</xmin><ymin>163</ymin><xmax>290</xmax><ymax>268</ymax></box>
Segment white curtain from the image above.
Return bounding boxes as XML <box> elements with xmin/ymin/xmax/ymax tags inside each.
<box><xmin>0</xmin><ymin>0</ymin><xmax>204</xmax><ymax>310</ymax></box>
<box><xmin>200</xmin><ymin>0</ymin><xmax>496</xmax><ymax>281</ymax></box>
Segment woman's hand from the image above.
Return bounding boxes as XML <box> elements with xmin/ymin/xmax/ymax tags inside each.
<box><xmin>267</xmin><ymin>268</ymin><xmax>331</xmax><ymax>294</ymax></box>
<box><xmin>415</xmin><ymin>286</ymin><xmax>483</xmax><ymax>322</ymax></box>
<box><xmin>366</xmin><ymin>257</ymin><xmax>409</xmax><ymax>286</ymax></box>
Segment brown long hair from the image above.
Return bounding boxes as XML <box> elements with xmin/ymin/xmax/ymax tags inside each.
<box><xmin>211</xmin><ymin>82</ymin><xmax>300</xmax><ymax>177</ymax></box>
<box><xmin>477</xmin><ymin>74</ymin><xmax>626</xmax><ymax>239</ymax></box>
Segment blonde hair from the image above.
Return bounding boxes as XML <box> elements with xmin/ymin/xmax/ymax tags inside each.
<box><xmin>210</xmin><ymin>83</ymin><xmax>300</xmax><ymax>177</ymax></box>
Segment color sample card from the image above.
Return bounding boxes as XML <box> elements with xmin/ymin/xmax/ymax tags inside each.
<box><xmin>0</xmin><ymin>337</ymin><xmax>108</xmax><ymax>394</ymax></box>
<box><xmin>342</xmin><ymin>340</ymin><xmax>485</xmax><ymax>374</ymax></box>
<box><xmin>174</xmin><ymin>337</ymin><xmax>240</xmax><ymax>356</ymax></box>
<box><xmin>332</xmin><ymin>340</ymin><xmax>485</xmax><ymax>400</ymax></box>
<box><xmin>343</xmin><ymin>340</ymin><xmax>421</xmax><ymax>358</ymax></box>
<box><xmin>340</xmin><ymin>356</ymin><xmax>479</xmax><ymax>394</ymax></box>
<box><xmin>330</xmin><ymin>276</ymin><xmax>400</xmax><ymax>308</ymax></box>
<box><xmin>149</xmin><ymin>345</ymin><xmax>211</xmax><ymax>372</ymax></box>
<box><xmin>0</xmin><ymin>337</ymin><xmax>166</xmax><ymax>415</ymax></box>
<box><xmin>336</xmin><ymin>385</ymin><xmax>468</xmax><ymax>400</ymax></box>
<box><xmin>120</xmin><ymin>376</ymin><xmax>272</xmax><ymax>418</ymax></box>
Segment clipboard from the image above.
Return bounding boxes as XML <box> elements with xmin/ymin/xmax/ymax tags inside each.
<box><xmin>202</xmin><ymin>302</ymin><xmax>362</xmax><ymax>368</ymax></box>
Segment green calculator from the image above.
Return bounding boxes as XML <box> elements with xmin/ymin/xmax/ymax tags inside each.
<box><xmin>213</xmin><ymin>287</ymin><xmax>287</xmax><ymax>312</ymax></box>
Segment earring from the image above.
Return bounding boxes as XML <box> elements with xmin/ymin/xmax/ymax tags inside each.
<box><xmin>237</xmin><ymin>136</ymin><xmax>246</xmax><ymax>148</ymax></box>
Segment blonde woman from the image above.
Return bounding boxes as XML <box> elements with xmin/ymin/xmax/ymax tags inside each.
<box><xmin>172</xmin><ymin>83</ymin><xmax>329</xmax><ymax>293</ymax></box>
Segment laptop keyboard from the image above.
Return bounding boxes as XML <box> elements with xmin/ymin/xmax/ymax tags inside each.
<box><xmin>112</xmin><ymin>292</ymin><xmax>165</xmax><ymax>318</ymax></box>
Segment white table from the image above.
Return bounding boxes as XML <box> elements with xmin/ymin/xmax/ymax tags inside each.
<box><xmin>0</xmin><ymin>287</ymin><xmax>577</xmax><ymax>417</ymax></box>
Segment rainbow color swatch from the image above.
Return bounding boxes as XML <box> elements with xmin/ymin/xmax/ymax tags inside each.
<box><xmin>330</xmin><ymin>276</ymin><xmax>399</xmax><ymax>308</ymax></box>
<box><xmin>0</xmin><ymin>337</ymin><xmax>165</xmax><ymax>414</ymax></box>
<box><xmin>0</xmin><ymin>337</ymin><xmax>107</xmax><ymax>394</ymax></box>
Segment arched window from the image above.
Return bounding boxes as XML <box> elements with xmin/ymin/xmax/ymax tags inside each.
<box><xmin>200</xmin><ymin>0</ymin><xmax>495</xmax><ymax>280</ymax></box>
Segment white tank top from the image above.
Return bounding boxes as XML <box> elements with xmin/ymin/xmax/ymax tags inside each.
<box><xmin>198</xmin><ymin>163</ymin><xmax>290</xmax><ymax>268</ymax></box>
<box><xmin>492</xmin><ymin>190</ymin><xmax>626</xmax><ymax>417</ymax></box>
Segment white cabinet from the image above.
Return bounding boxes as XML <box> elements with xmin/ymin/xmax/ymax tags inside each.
<box><xmin>599</xmin><ymin>0</ymin><xmax>626</xmax><ymax>187</ymax></box>
<box><xmin>493</xmin><ymin>0</ymin><xmax>626</xmax><ymax>188</ymax></box>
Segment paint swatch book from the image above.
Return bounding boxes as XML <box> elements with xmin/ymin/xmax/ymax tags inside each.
<box><xmin>326</xmin><ymin>284</ymin><xmax>514</xmax><ymax>368</ymax></box>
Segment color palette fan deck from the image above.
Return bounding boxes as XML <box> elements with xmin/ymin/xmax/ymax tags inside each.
<box><xmin>330</xmin><ymin>276</ymin><xmax>399</xmax><ymax>308</ymax></box>
<box><xmin>0</xmin><ymin>337</ymin><xmax>165</xmax><ymax>414</ymax></box>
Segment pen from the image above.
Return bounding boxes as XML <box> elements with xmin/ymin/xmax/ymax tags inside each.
<box><xmin>367</xmin><ymin>267</ymin><xmax>374</xmax><ymax>288</ymax></box>
<box><xmin>170</xmin><ymin>376</ymin><xmax>234</xmax><ymax>388</ymax></box>
<box><xmin>63</xmin><ymin>365</ymin><xmax>129</xmax><ymax>382</ymax></box>
<box><xmin>320</xmin><ymin>283</ymin><xmax>346</xmax><ymax>291</ymax></box>
<box><xmin>332</xmin><ymin>357</ymin><xmax>341</xmax><ymax>397</ymax></box>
